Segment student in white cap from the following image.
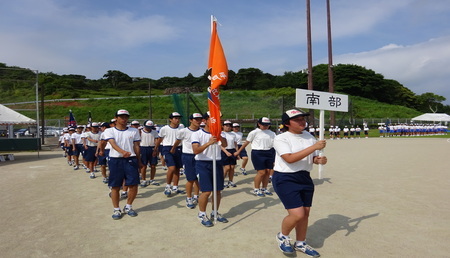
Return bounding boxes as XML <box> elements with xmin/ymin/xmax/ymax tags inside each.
<box><xmin>232</xmin><ymin>123</ymin><xmax>249</xmax><ymax>175</ymax></box>
<box><xmin>139</xmin><ymin>120</ymin><xmax>160</xmax><ymax>187</ymax></box>
<box><xmin>171</xmin><ymin>113</ymin><xmax>203</xmax><ymax>208</ymax></box>
<box><xmin>101</xmin><ymin>109</ymin><xmax>142</xmax><ymax>220</ymax></box>
<box><xmin>96</xmin><ymin>122</ymin><xmax>111</xmax><ymax>184</ymax></box>
<box><xmin>71</xmin><ymin>125</ymin><xmax>85</xmax><ymax>170</ymax></box>
<box><xmin>272</xmin><ymin>109</ymin><xmax>327</xmax><ymax>256</ymax></box>
<box><xmin>191</xmin><ymin>111</ymin><xmax>228</xmax><ymax>227</ymax></box>
<box><xmin>156</xmin><ymin>112</ymin><xmax>184</xmax><ymax>197</ymax></box>
<box><xmin>84</xmin><ymin>122</ymin><xmax>101</xmax><ymax>179</ymax></box>
<box><xmin>221</xmin><ymin>120</ymin><xmax>238</xmax><ymax>187</ymax></box>
<box><xmin>236</xmin><ymin>117</ymin><xmax>276</xmax><ymax>197</ymax></box>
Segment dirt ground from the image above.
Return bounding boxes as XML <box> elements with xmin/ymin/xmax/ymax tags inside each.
<box><xmin>0</xmin><ymin>137</ymin><xmax>449</xmax><ymax>257</ymax></box>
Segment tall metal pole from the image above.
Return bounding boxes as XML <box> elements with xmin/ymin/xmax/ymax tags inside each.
<box><xmin>306</xmin><ymin>0</ymin><xmax>315</xmax><ymax>126</ymax></box>
<box><xmin>40</xmin><ymin>79</ymin><xmax>45</xmax><ymax>145</ymax></box>
<box><xmin>35</xmin><ymin>70</ymin><xmax>41</xmax><ymax>154</ymax></box>
<box><xmin>327</xmin><ymin>0</ymin><xmax>335</xmax><ymax>127</ymax></box>
<box><xmin>148</xmin><ymin>82</ymin><xmax>152</xmax><ymax>119</ymax></box>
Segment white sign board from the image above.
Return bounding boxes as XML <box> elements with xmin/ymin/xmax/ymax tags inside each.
<box><xmin>295</xmin><ymin>89</ymin><xmax>348</xmax><ymax>112</ymax></box>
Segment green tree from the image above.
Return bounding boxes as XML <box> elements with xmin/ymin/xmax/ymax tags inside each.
<box><xmin>103</xmin><ymin>70</ymin><xmax>132</xmax><ymax>88</ymax></box>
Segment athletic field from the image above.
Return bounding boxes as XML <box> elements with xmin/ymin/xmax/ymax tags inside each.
<box><xmin>0</xmin><ymin>138</ymin><xmax>448</xmax><ymax>257</ymax></box>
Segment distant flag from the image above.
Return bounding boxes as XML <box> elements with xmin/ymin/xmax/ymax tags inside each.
<box><xmin>207</xmin><ymin>15</ymin><xmax>228</xmax><ymax>138</ymax></box>
<box><xmin>68</xmin><ymin>110</ymin><xmax>77</xmax><ymax>127</ymax></box>
<box><xmin>88</xmin><ymin>111</ymin><xmax>92</xmax><ymax>126</ymax></box>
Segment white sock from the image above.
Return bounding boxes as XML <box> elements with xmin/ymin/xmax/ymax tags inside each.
<box><xmin>295</xmin><ymin>240</ymin><xmax>306</xmax><ymax>246</ymax></box>
<box><xmin>125</xmin><ymin>204</ymin><xmax>132</xmax><ymax>209</ymax></box>
<box><xmin>198</xmin><ymin>211</ymin><xmax>206</xmax><ymax>217</ymax></box>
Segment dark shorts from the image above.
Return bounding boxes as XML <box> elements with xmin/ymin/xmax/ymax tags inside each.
<box><xmin>107</xmin><ymin>157</ymin><xmax>140</xmax><ymax>187</ymax></box>
<box><xmin>272</xmin><ymin>170</ymin><xmax>314</xmax><ymax>209</ymax></box>
<box><xmin>196</xmin><ymin>160</ymin><xmax>224</xmax><ymax>192</ymax></box>
<box><xmin>162</xmin><ymin>146</ymin><xmax>182</xmax><ymax>168</ymax></box>
<box><xmin>140</xmin><ymin>146</ymin><xmax>158</xmax><ymax>166</ymax></box>
<box><xmin>98</xmin><ymin>149</ymin><xmax>109</xmax><ymax>166</ymax></box>
<box><xmin>84</xmin><ymin>146</ymin><xmax>97</xmax><ymax>162</ymax></box>
<box><xmin>72</xmin><ymin>144</ymin><xmax>84</xmax><ymax>156</ymax></box>
<box><xmin>251</xmin><ymin>149</ymin><xmax>275</xmax><ymax>170</ymax></box>
<box><xmin>65</xmin><ymin>145</ymin><xmax>73</xmax><ymax>156</ymax></box>
<box><xmin>221</xmin><ymin>149</ymin><xmax>237</xmax><ymax>166</ymax></box>
<box><xmin>182</xmin><ymin>153</ymin><xmax>197</xmax><ymax>181</ymax></box>
<box><xmin>237</xmin><ymin>145</ymin><xmax>248</xmax><ymax>158</ymax></box>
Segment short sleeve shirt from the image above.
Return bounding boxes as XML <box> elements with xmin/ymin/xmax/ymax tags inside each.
<box><xmin>273</xmin><ymin>131</ymin><xmax>318</xmax><ymax>173</ymax></box>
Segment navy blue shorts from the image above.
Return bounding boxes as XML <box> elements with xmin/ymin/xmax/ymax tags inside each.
<box><xmin>182</xmin><ymin>153</ymin><xmax>197</xmax><ymax>181</ymax></box>
<box><xmin>84</xmin><ymin>146</ymin><xmax>97</xmax><ymax>162</ymax></box>
<box><xmin>98</xmin><ymin>149</ymin><xmax>109</xmax><ymax>166</ymax></box>
<box><xmin>237</xmin><ymin>145</ymin><xmax>248</xmax><ymax>157</ymax></box>
<box><xmin>196</xmin><ymin>160</ymin><xmax>224</xmax><ymax>192</ymax></box>
<box><xmin>251</xmin><ymin>149</ymin><xmax>275</xmax><ymax>170</ymax></box>
<box><xmin>107</xmin><ymin>157</ymin><xmax>140</xmax><ymax>187</ymax></box>
<box><xmin>140</xmin><ymin>146</ymin><xmax>158</xmax><ymax>166</ymax></box>
<box><xmin>162</xmin><ymin>146</ymin><xmax>182</xmax><ymax>168</ymax></box>
<box><xmin>72</xmin><ymin>144</ymin><xmax>84</xmax><ymax>156</ymax></box>
<box><xmin>221</xmin><ymin>149</ymin><xmax>237</xmax><ymax>166</ymax></box>
<box><xmin>65</xmin><ymin>146</ymin><xmax>73</xmax><ymax>156</ymax></box>
<box><xmin>272</xmin><ymin>170</ymin><xmax>314</xmax><ymax>209</ymax></box>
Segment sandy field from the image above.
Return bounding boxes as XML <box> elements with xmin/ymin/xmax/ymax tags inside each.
<box><xmin>0</xmin><ymin>137</ymin><xmax>449</xmax><ymax>258</ymax></box>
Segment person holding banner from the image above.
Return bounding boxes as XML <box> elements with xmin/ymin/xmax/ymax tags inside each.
<box><xmin>273</xmin><ymin>109</ymin><xmax>327</xmax><ymax>256</ymax></box>
<box><xmin>191</xmin><ymin>112</ymin><xmax>228</xmax><ymax>227</ymax></box>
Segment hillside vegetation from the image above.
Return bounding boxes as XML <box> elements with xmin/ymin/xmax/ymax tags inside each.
<box><xmin>0</xmin><ymin>62</ymin><xmax>445</xmax><ymax>125</ymax></box>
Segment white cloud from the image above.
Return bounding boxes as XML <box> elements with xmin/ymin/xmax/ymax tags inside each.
<box><xmin>331</xmin><ymin>36</ymin><xmax>450</xmax><ymax>104</ymax></box>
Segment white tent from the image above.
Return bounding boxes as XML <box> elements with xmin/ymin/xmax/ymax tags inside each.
<box><xmin>411</xmin><ymin>113</ymin><xmax>450</xmax><ymax>123</ymax></box>
<box><xmin>0</xmin><ymin>104</ymin><xmax>36</xmax><ymax>138</ymax></box>
<box><xmin>0</xmin><ymin>104</ymin><xmax>36</xmax><ymax>125</ymax></box>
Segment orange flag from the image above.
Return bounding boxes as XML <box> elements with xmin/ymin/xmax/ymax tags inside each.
<box><xmin>207</xmin><ymin>16</ymin><xmax>228</xmax><ymax>138</ymax></box>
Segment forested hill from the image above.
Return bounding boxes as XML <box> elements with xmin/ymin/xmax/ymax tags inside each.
<box><xmin>0</xmin><ymin>62</ymin><xmax>448</xmax><ymax>114</ymax></box>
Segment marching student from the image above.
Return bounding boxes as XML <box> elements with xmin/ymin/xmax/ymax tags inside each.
<box><xmin>84</xmin><ymin>122</ymin><xmax>101</xmax><ymax>179</ymax></box>
<box><xmin>139</xmin><ymin>120</ymin><xmax>160</xmax><ymax>187</ymax></box>
<box><xmin>71</xmin><ymin>125</ymin><xmax>85</xmax><ymax>170</ymax></box>
<box><xmin>171</xmin><ymin>113</ymin><xmax>203</xmax><ymax>209</ymax></box>
<box><xmin>156</xmin><ymin>112</ymin><xmax>184</xmax><ymax>197</ymax></box>
<box><xmin>232</xmin><ymin>123</ymin><xmax>249</xmax><ymax>175</ymax></box>
<box><xmin>236</xmin><ymin>117</ymin><xmax>276</xmax><ymax>197</ymax></box>
<box><xmin>191</xmin><ymin>111</ymin><xmax>228</xmax><ymax>227</ymax></box>
<box><xmin>101</xmin><ymin>109</ymin><xmax>142</xmax><ymax>220</ymax></box>
<box><xmin>96</xmin><ymin>122</ymin><xmax>111</xmax><ymax>184</ymax></box>
<box><xmin>272</xmin><ymin>109</ymin><xmax>327</xmax><ymax>256</ymax></box>
<box><xmin>221</xmin><ymin>120</ymin><xmax>238</xmax><ymax>187</ymax></box>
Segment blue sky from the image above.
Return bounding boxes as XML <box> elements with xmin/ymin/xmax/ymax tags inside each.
<box><xmin>1</xmin><ymin>0</ymin><xmax>450</xmax><ymax>105</ymax></box>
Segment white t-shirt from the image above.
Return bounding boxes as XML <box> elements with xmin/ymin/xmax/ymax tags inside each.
<box><xmin>71</xmin><ymin>133</ymin><xmax>83</xmax><ymax>145</ymax></box>
<box><xmin>140</xmin><ymin>129</ymin><xmax>159</xmax><ymax>147</ymax></box>
<box><xmin>246</xmin><ymin>128</ymin><xmax>275</xmax><ymax>150</ymax></box>
<box><xmin>100</xmin><ymin>129</ymin><xmax>112</xmax><ymax>150</ymax></box>
<box><xmin>85</xmin><ymin>131</ymin><xmax>101</xmax><ymax>147</ymax></box>
<box><xmin>176</xmin><ymin>127</ymin><xmax>199</xmax><ymax>154</ymax></box>
<box><xmin>191</xmin><ymin>129</ymin><xmax>226</xmax><ymax>161</ymax></box>
<box><xmin>232</xmin><ymin>131</ymin><xmax>243</xmax><ymax>145</ymax></box>
<box><xmin>222</xmin><ymin>131</ymin><xmax>237</xmax><ymax>150</ymax></box>
<box><xmin>103</xmin><ymin>127</ymin><xmax>141</xmax><ymax>158</ymax></box>
<box><xmin>63</xmin><ymin>133</ymin><xmax>71</xmax><ymax>144</ymax></box>
<box><xmin>273</xmin><ymin>131</ymin><xmax>319</xmax><ymax>173</ymax></box>
<box><xmin>159</xmin><ymin>125</ymin><xmax>181</xmax><ymax>146</ymax></box>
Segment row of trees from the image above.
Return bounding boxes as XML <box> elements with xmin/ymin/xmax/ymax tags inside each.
<box><xmin>1</xmin><ymin>62</ymin><xmax>448</xmax><ymax>113</ymax></box>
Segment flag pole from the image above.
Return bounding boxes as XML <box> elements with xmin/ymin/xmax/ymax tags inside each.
<box><xmin>318</xmin><ymin>109</ymin><xmax>325</xmax><ymax>179</ymax></box>
<box><xmin>211</xmin><ymin>15</ymin><xmax>218</xmax><ymax>224</ymax></box>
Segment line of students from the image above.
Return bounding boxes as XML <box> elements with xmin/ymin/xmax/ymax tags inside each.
<box><xmin>60</xmin><ymin>109</ymin><xmax>325</xmax><ymax>256</ymax></box>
